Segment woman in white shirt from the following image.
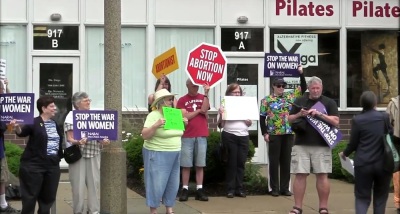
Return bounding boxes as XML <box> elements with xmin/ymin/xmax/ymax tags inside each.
<box><xmin>217</xmin><ymin>83</ymin><xmax>252</xmax><ymax>198</ymax></box>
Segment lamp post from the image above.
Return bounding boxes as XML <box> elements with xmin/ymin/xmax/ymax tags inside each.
<box><xmin>101</xmin><ymin>0</ymin><xmax>127</xmax><ymax>213</ymax></box>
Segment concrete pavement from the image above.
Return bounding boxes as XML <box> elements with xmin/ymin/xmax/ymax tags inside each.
<box><xmin>7</xmin><ymin>171</ymin><xmax>399</xmax><ymax>214</ymax></box>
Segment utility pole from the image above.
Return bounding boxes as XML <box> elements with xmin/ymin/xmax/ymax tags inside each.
<box><xmin>101</xmin><ymin>0</ymin><xmax>127</xmax><ymax>213</ymax></box>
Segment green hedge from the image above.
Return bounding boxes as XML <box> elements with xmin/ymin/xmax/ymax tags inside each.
<box><xmin>123</xmin><ymin>131</ymin><xmax>256</xmax><ymax>184</ymax></box>
<box><xmin>330</xmin><ymin>141</ymin><xmax>355</xmax><ymax>183</ymax></box>
<box><xmin>123</xmin><ymin>134</ymin><xmax>144</xmax><ymax>180</ymax></box>
<box><xmin>124</xmin><ymin>134</ymin><xmax>358</xmax><ymax>187</ymax></box>
<box><xmin>5</xmin><ymin>142</ymin><xmax>23</xmax><ymax>176</ymax></box>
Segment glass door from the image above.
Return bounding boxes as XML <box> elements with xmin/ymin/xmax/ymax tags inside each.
<box><xmin>222</xmin><ymin>57</ymin><xmax>269</xmax><ymax>164</ymax></box>
<box><xmin>32</xmin><ymin>57</ymin><xmax>79</xmax><ymax>131</ymax></box>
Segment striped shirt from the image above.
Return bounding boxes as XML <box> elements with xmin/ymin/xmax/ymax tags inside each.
<box><xmin>44</xmin><ymin>120</ymin><xmax>60</xmax><ymax>156</ymax></box>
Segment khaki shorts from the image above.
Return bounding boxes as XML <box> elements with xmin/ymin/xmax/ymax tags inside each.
<box><xmin>0</xmin><ymin>157</ymin><xmax>10</xmax><ymax>182</ymax></box>
<box><xmin>290</xmin><ymin>145</ymin><xmax>332</xmax><ymax>174</ymax></box>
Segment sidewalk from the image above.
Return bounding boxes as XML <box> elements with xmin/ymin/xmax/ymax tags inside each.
<box><xmin>8</xmin><ymin>172</ymin><xmax>398</xmax><ymax>214</ymax></box>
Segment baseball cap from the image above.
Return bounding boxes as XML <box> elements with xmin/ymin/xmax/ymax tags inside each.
<box><xmin>272</xmin><ymin>78</ymin><xmax>287</xmax><ymax>85</ymax></box>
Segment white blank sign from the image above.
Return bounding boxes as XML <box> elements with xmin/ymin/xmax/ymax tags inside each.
<box><xmin>222</xmin><ymin>96</ymin><xmax>259</xmax><ymax>121</ymax></box>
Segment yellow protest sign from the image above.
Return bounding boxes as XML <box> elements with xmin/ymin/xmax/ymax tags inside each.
<box><xmin>152</xmin><ymin>47</ymin><xmax>179</xmax><ymax>79</ymax></box>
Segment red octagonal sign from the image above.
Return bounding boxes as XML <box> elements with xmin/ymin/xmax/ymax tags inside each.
<box><xmin>186</xmin><ymin>42</ymin><xmax>227</xmax><ymax>88</ymax></box>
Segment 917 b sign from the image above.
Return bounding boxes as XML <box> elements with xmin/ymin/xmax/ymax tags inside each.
<box><xmin>33</xmin><ymin>26</ymin><xmax>79</xmax><ymax>50</ymax></box>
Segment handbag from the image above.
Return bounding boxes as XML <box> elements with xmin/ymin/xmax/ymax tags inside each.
<box><xmin>64</xmin><ymin>145</ymin><xmax>82</xmax><ymax>164</ymax></box>
<box><xmin>382</xmin><ymin>114</ymin><xmax>400</xmax><ymax>173</ymax></box>
<box><xmin>291</xmin><ymin>118</ymin><xmax>308</xmax><ymax>133</ymax></box>
<box><xmin>290</xmin><ymin>101</ymin><xmax>309</xmax><ymax>134</ymax></box>
<box><xmin>5</xmin><ymin>184</ymin><xmax>21</xmax><ymax>200</ymax></box>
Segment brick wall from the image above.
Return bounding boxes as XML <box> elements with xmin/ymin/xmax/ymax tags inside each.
<box><xmin>4</xmin><ymin>111</ymin><xmax>358</xmax><ymax>147</ymax></box>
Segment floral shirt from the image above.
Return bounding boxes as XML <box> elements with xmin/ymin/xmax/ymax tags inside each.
<box><xmin>260</xmin><ymin>87</ymin><xmax>302</xmax><ymax>135</ymax></box>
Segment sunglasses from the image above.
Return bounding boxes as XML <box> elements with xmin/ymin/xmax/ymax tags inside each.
<box><xmin>274</xmin><ymin>84</ymin><xmax>286</xmax><ymax>88</ymax></box>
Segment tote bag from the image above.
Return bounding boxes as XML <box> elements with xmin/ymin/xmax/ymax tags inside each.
<box><xmin>382</xmin><ymin>114</ymin><xmax>400</xmax><ymax>173</ymax></box>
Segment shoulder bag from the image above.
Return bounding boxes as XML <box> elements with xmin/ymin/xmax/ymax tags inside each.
<box><xmin>290</xmin><ymin>99</ymin><xmax>309</xmax><ymax>134</ymax></box>
<box><xmin>64</xmin><ymin>144</ymin><xmax>82</xmax><ymax>164</ymax></box>
<box><xmin>5</xmin><ymin>184</ymin><xmax>21</xmax><ymax>200</ymax></box>
<box><xmin>382</xmin><ymin>113</ymin><xmax>399</xmax><ymax>173</ymax></box>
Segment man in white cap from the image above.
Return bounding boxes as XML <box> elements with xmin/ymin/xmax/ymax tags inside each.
<box><xmin>177</xmin><ymin>79</ymin><xmax>210</xmax><ymax>202</ymax></box>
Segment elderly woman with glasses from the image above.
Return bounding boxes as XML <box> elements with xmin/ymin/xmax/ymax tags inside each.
<box><xmin>64</xmin><ymin>92</ymin><xmax>110</xmax><ymax>214</ymax></box>
<box><xmin>259</xmin><ymin>66</ymin><xmax>306</xmax><ymax>197</ymax></box>
<box><xmin>217</xmin><ymin>83</ymin><xmax>252</xmax><ymax>198</ymax></box>
<box><xmin>141</xmin><ymin>89</ymin><xmax>187</xmax><ymax>214</ymax></box>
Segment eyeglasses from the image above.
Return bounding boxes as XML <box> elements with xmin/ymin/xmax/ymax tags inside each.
<box><xmin>274</xmin><ymin>84</ymin><xmax>286</xmax><ymax>88</ymax></box>
<box><xmin>230</xmin><ymin>91</ymin><xmax>241</xmax><ymax>95</ymax></box>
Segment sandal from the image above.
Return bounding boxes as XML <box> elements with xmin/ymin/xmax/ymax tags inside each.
<box><xmin>289</xmin><ymin>206</ymin><xmax>303</xmax><ymax>214</ymax></box>
<box><xmin>319</xmin><ymin>208</ymin><xmax>329</xmax><ymax>214</ymax></box>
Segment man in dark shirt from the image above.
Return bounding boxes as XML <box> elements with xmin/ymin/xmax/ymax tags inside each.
<box><xmin>288</xmin><ymin>76</ymin><xmax>339</xmax><ymax>214</ymax></box>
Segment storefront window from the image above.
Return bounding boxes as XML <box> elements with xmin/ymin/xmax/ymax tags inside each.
<box><xmin>0</xmin><ymin>25</ymin><xmax>27</xmax><ymax>92</ymax></box>
<box><xmin>86</xmin><ymin>27</ymin><xmax>146</xmax><ymax>109</ymax></box>
<box><xmin>270</xmin><ymin>29</ymin><xmax>340</xmax><ymax>106</ymax></box>
<box><xmin>155</xmin><ymin>28</ymin><xmax>214</xmax><ymax>103</ymax></box>
<box><xmin>347</xmin><ymin>30</ymin><xmax>399</xmax><ymax>107</ymax></box>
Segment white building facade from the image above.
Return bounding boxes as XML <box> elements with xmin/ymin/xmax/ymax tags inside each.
<box><xmin>1</xmin><ymin>0</ymin><xmax>399</xmax><ymax>163</ymax></box>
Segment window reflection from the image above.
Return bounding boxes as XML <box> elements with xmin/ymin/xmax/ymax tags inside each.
<box><xmin>347</xmin><ymin>30</ymin><xmax>399</xmax><ymax>107</ymax></box>
<box><xmin>270</xmin><ymin>29</ymin><xmax>340</xmax><ymax>106</ymax></box>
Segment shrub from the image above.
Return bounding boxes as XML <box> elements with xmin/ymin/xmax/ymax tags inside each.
<box><xmin>5</xmin><ymin>142</ymin><xmax>23</xmax><ymax>176</ymax></box>
<box><xmin>243</xmin><ymin>163</ymin><xmax>268</xmax><ymax>194</ymax></box>
<box><xmin>123</xmin><ymin>134</ymin><xmax>144</xmax><ymax>180</ymax></box>
<box><xmin>123</xmin><ymin>131</ymin><xmax>256</xmax><ymax>185</ymax></box>
<box><xmin>330</xmin><ymin>141</ymin><xmax>354</xmax><ymax>183</ymax></box>
<box><xmin>204</xmin><ymin>131</ymin><xmax>226</xmax><ymax>183</ymax></box>
<box><xmin>247</xmin><ymin>140</ymin><xmax>255</xmax><ymax>161</ymax></box>
<box><xmin>204</xmin><ymin>131</ymin><xmax>256</xmax><ymax>184</ymax></box>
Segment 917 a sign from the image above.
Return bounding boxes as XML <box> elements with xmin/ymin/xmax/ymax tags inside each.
<box><xmin>33</xmin><ymin>26</ymin><xmax>79</xmax><ymax>50</ymax></box>
<box><xmin>221</xmin><ymin>28</ymin><xmax>264</xmax><ymax>52</ymax></box>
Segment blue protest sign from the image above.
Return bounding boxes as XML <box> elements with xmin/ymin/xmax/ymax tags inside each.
<box><xmin>73</xmin><ymin>110</ymin><xmax>118</xmax><ymax>141</ymax></box>
<box><xmin>264</xmin><ymin>53</ymin><xmax>300</xmax><ymax>77</ymax></box>
<box><xmin>305</xmin><ymin>101</ymin><xmax>342</xmax><ymax>148</ymax></box>
<box><xmin>0</xmin><ymin>93</ymin><xmax>35</xmax><ymax>124</ymax></box>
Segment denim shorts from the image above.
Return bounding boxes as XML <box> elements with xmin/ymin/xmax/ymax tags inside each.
<box><xmin>290</xmin><ymin>145</ymin><xmax>332</xmax><ymax>174</ymax></box>
<box><xmin>142</xmin><ymin>148</ymin><xmax>181</xmax><ymax>208</ymax></box>
<box><xmin>180</xmin><ymin>137</ymin><xmax>207</xmax><ymax>167</ymax></box>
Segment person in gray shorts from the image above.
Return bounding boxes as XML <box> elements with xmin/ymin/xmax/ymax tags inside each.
<box><xmin>288</xmin><ymin>76</ymin><xmax>339</xmax><ymax>214</ymax></box>
<box><xmin>176</xmin><ymin>79</ymin><xmax>211</xmax><ymax>202</ymax></box>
